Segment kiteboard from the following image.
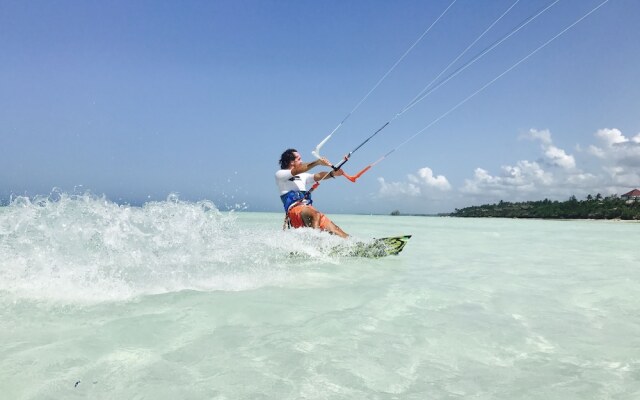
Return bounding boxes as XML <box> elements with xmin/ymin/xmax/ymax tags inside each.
<box><xmin>331</xmin><ymin>235</ymin><xmax>412</xmax><ymax>258</ymax></box>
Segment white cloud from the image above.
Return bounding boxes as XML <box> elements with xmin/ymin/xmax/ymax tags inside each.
<box><xmin>377</xmin><ymin>178</ymin><xmax>421</xmax><ymax>197</ymax></box>
<box><xmin>459</xmin><ymin>130</ymin><xmax>580</xmax><ymax>201</ymax></box>
<box><xmin>523</xmin><ymin>128</ymin><xmax>552</xmax><ymax>145</ymax></box>
<box><xmin>566</xmin><ymin>172</ymin><xmax>599</xmax><ymax>186</ymax></box>
<box><xmin>544</xmin><ymin>145</ymin><xmax>575</xmax><ymax>169</ymax></box>
<box><xmin>408</xmin><ymin>167</ymin><xmax>451</xmax><ymax>191</ymax></box>
<box><xmin>377</xmin><ymin>167</ymin><xmax>450</xmax><ymax>199</ymax></box>
<box><xmin>595</xmin><ymin>128</ymin><xmax>628</xmax><ymax>146</ymax></box>
<box><xmin>525</xmin><ymin>129</ymin><xmax>576</xmax><ymax>169</ymax></box>
<box><xmin>461</xmin><ymin>161</ymin><xmax>553</xmax><ymax>196</ymax></box>
<box><xmin>377</xmin><ymin>128</ymin><xmax>640</xmax><ymax>211</ymax></box>
<box><xmin>602</xmin><ymin>165</ymin><xmax>640</xmax><ymax>187</ymax></box>
<box><xmin>589</xmin><ymin>128</ymin><xmax>640</xmax><ymax>168</ymax></box>
<box><xmin>588</xmin><ymin>145</ymin><xmax>605</xmax><ymax>158</ymax></box>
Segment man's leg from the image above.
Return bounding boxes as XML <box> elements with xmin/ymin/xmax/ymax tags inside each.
<box><xmin>300</xmin><ymin>206</ymin><xmax>348</xmax><ymax>238</ymax></box>
<box><xmin>320</xmin><ymin>217</ymin><xmax>348</xmax><ymax>238</ymax></box>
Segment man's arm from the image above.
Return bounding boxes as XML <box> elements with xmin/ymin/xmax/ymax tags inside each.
<box><xmin>291</xmin><ymin>158</ymin><xmax>332</xmax><ymax>176</ymax></box>
<box><xmin>314</xmin><ymin>169</ymin><xmax>344</xmax><ymax>182</ymax></box>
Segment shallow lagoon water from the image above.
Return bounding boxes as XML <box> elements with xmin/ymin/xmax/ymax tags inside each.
<box><xmin>1</xmin><ymin>195</ymin><xmax>639</xmax><ymax>399</ymax></box>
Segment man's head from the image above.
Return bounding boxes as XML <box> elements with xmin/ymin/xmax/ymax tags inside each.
<box><xmin>279</xmin><ymin>148</ymin><xmax>300</xmax><ymax>169</ymax></box>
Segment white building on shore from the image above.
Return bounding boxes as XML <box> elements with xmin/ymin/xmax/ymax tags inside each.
<box><xmin>621</xmin><ymin>189</ymin><xmax>640</xmax><ymax>202</ymax></box>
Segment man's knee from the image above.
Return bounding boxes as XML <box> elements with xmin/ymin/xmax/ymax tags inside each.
<box><xmin>300</xmin><ymin>208</ymin><xmax>317</xmax><ymax>226</ymax></box>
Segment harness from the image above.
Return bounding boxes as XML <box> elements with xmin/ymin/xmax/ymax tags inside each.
<box><xmin>281</xmin><ymin>190</ymin><xmax>312</xmax><ymax>229</ymax></box>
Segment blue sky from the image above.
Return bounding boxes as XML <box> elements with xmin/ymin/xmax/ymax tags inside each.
<box><xmin>1</xmin><ymin>0</ymin><xmax>639</xmax><ymax>214</ymax></box>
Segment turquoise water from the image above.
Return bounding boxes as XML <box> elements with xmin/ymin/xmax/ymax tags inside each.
<box><xmin>1</xmin><ymin>194</ymin><xmax>639</xmax><ymax>399</ymax></box>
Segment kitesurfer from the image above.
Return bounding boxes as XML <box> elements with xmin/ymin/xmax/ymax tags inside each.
<box><xmin>276</xmin><ymin>149</ymin><xmax>348</xmax><ymax>238</ymax></box>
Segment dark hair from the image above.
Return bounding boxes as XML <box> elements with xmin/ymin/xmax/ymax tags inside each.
<box><xmin>279</xmin><ymin>148</ymin><xmax>297</xmax><ymax>169</ymax></box>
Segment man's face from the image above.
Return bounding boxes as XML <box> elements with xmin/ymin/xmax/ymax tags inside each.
<box><xmin>291</xmin><ymin>152</ymin><xmax>302</xmax><ymax>168</ymax></box>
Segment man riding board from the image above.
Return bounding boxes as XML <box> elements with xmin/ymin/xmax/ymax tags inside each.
<box><xmin>275</xmin><ymin>149</ymin><xmax>348</xmax><ymax>238</ymax></box>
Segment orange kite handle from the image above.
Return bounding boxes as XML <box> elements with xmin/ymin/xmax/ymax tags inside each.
<box><xmin>342</xmin><ymin>165</ymin><xmax>372</xmax><ymax>183</ymax></box>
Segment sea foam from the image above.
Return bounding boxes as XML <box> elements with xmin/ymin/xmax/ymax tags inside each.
<box><xmin>0</xmin><ymin>192</ymin><xmax>339</xmax><ymax>303</ymax></box>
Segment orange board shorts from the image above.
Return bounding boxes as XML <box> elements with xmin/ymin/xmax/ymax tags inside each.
<box><xmin>287</xmin><ymin>205</ymin><xmax>330</xmax><ymax>230</ymax></box>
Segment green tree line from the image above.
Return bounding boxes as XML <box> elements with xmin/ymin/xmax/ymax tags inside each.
<box><xmin>450</xmin><ymin>194</ymin><xmax>640</xmax><ymax>220</ymax></box>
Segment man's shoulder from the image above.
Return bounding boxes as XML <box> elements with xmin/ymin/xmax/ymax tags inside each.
<box><xmin>276</xmin><ymin>169</ymin><xmax>310</xmax><ymax>179</ymax></box>
<box><xmin>275</xmin><ymin>169</ymin><xmax>296</xmax><ymax>180</ymax></box>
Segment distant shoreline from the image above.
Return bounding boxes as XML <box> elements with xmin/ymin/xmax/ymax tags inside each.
<box><xmin>387</xmin><ymin>213</ymin><xmax>639</xmax><ymax>221</ymax></box>
<box><xmin>443</xmin><ymin>196</ymin><xmax>640</xmax><ymax>221</ymax></box>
